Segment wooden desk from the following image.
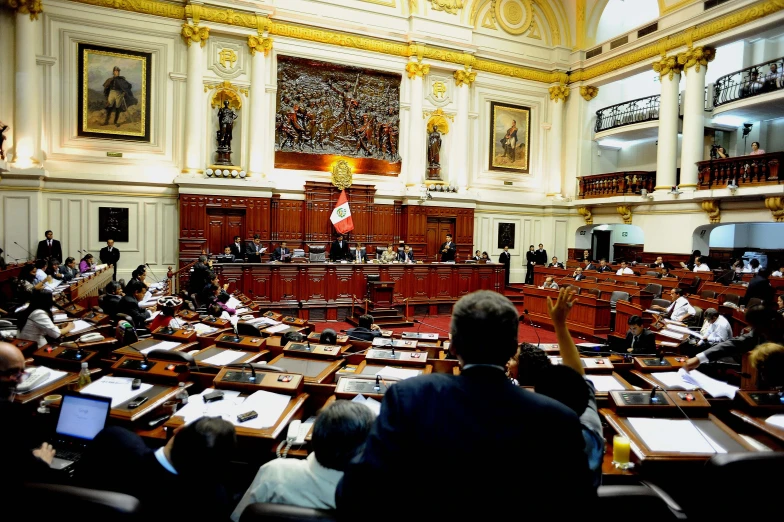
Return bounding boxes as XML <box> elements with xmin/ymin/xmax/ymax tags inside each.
<box><xmin>113</xmin><ymin>339</ymin><xmax>192</xmax><ymax>358</ymax></box>
<box><xmin>549</xmin><ymin>356</ymin><xmax>614</xmax><ymax>373</ymax></box>
<box><xmin>341</xmin><ymin>361</ymin><xmax>432</xmax><ymax>380</ymax></box>
<box><xmin>12</xmin><ymin>369</ymin><xmax>81</xmax><ymax>405</ymax></box>
<box><xmin>152</xmin><ymin>326</ymin><xmax>198</xmax><ymax>343</ymax></box>
<box><xmin>307</xmin><ymin>331</ymin><xmax>350</xmax><ymax>345</ymax></box>
<box><xmin>268</xmin><ymin>354</ymin><xmax>344</xmax><ymax>384</ymax></box>
<box><xmin>214</xmin><ymin>333</ymin><xmax>266</xmax><ymax>351</ymax></box>
<box><xmin>633</xmin><ymin>356</ymin><xmax>687</xmax><ymax>372</ymax></box>
<box><xmin>729</xmin><ymin>409</ymin><xmax>784</xmax><ymax>444</ymax></box>
<box><xmin>5</xmin><ymin>338</ymin><xmax>38</xmax><ymax>357</ymax></box>
<box><xmin>365</xmin><ymin>348</ymin><xmax>428</xmax><ymax>367</ymax></box>
<box><xmin>524</xmin><ymin>285</ymin><xmax>611</xmax><ymax>338</ymax></box>
<box><xmin>67</xmin><ymin>268</ymin><xmax>113</xmax><ymax>302</ymax></box>
<box><xmin>33</xmin><ymin>344</ymin><xmax>100</xmax><ymax>372</ymax></box>
<box><xmin>79</xmin><ymin>377</ymin><xmax>187</xmax><ymax>423</ymax></box>
<box><xmin>111</xmin><ymin>356</ymin><xmax>190</xmax><ymax>383</ymax></box>
<box><xmin>283</xmin><ymin>341</ymin><xmax>345</xmax><ymax>359</ymax></box>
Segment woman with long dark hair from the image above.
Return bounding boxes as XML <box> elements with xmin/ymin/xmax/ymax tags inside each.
<box><xmin>18</xmin><ymin>291</ymin><xmax>74</xmax><ymax>347</ymax></box>
<box><xmin>79</xmin><ymin>253</ymin><xmax>95</xmax><ymax>273</ymax></box>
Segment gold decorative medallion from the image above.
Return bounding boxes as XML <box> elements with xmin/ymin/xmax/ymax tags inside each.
<box><xmin>218</xmin><ymin>48</ymin><xmax>238</xmax><ymax>69</ymax></box>
<box><xmin>549</xmin><ymin>85</ymin><xmax>569</xmax><ymax>103</ymax></box>
<box><xmin>494</xmin><ymin>0</ymin><xmax>533</xmax><ymax>36</ymax></box>
<box><xmin>579</xmin><ymin>86</ymin><xmax>598</xmax><ymax>101</ymax></box>
<box><xmin>405</xmin><ymin>61</ymin><xmax>430</xmax><ymax>79</ymax></box>
<box><xmin>432</xmin><ymin>81</ymin><xmax>447</xmax><ymax>99</ymax></box>
<box><xmin>331</xmin><ymin>160</ymin><xmax>353</xmax><ymax>190</ymax></box>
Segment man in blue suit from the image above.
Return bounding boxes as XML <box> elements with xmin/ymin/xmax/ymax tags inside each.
<box><xmin>397</xmin><ymin>244</ymin><xmax>415</xmax><ymax>263</ymax></box>
<box><xmin>337</xmin><ymin>290</ymin><xmax>594</xmax><ymax>519</ymax></box>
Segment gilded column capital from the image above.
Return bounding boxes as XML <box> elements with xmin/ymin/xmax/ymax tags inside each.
<box><xmin>652</xmin><ymin>55</ymin><xmax>682</xmax><ymax>80</ymax></box>
<box><xmin>549</xmin><ymin>85</ymin><xmax>569</xmax><ymax>103</ymax></box>
<box><xmin>406</xmin><ymin>61</ymin><xmax>430</xmax><ymax>79</ymax></box>
<box><xmin>7</xmin><ymin>0</ymin><xmax>42</xmax><ymax>20</ymax></box>
<box><xmin>181</xmin><ymin>23</ymin><xmax>210</xmax><ymax>48</ymax></box>
<box><xmin>765</xmin><ymin>197</ymin><xmax>784</xmax><ymax>222</ymax></box>
<box><xmin>427</xmin><ymin>0</ymin><xmax>465</xmax><ymax>15</ymax></box>
<box><xmin>677</xmin><ymin>46</ymin><xmax>715</xmax><ymax>73</ymax></box>
<box><xmin>616</xmin><ymin>205</ymin><xmax>632</xmax><ymax>225</ymax></box>
<box><xmin>579</xmin><ymin>86</ymin><xmax>598</xmax><ymax>101</ymax></box>
<box><xmin>577</xmin><ymin>207</ymin><xmax>593</xmax><ymax>225</ymax></box>
<box><xmin>701</xmin><ymin>200</ymin><xmax>721</xmax><ymax>223</ymax></box>
<box><xmin>248</xmin><ymin>35</ymin><xmax>273</xmax><ymax>56</ymax></box>
<box><xmin>453</xmin><ymin>68</ymin><xmax>476</xmax><ymax>87</ymax></box>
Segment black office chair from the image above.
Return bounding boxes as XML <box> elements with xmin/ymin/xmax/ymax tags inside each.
<box><xmin>723</xmin><ymin>293</ymin><xmax>741</xmax><ymax>306</ymax></box>
<box><xmin>652</xmin><ymin>298</ymin><xmax>671</xmax><ymax>309</ymax></box>
<box><xmin>240</xmin><ymin>503</ymin><xmax>336</xmax><ymax>522</ymax></box>
<box><xmin>646</xmin><ymin>270</ymin><xmax>662</xmax><ymax>278</ymax></box>
<box><xmin>643</xmin><ymin>283</ymin><xmax>663</xmax><ymax>299</ymax></box>
<box><xmin>566</xmin><ymin>285</ymin><xmax>581</xmax><ymax>295</ymax></box>
<box><xmin>597</xmin><ymin>485</ymin><xmax>685</xmax><ymax>520</ymax></box>
<box><xmin>686</xmin><ymin>276</ymin><xmax>701</xmax><ymax>295</ymax></box>
<box><xmin>687</xmin><ymin>306</ymin><xmax>703</xmax><ymax>328</ymax></box>
<box><xmin>237</xmin><ymin>322</ymin><xmax>263</xmax><ymax>337</ymax></box>
<box><xmin>747</xmin><ymin>297</ymin><xmax>762</xmax><ymax>308</ymax></box>
<box><xmin>587</xmin><ymin>288</ymin><xmax>601</xmax><ymax>297</ymax></box>
<box><xmin>146</xmin><ymin>349</ymin><xmax>198</xmax><ymax>372</ymax></box>
<box><xmin>21</xmin><ymin>483</ymin><xmax>141</xmax><ymax>520</ymax></box>
<box><xmin>609</xmin><ymin>291</ymin><xmax>630</xmax><ymax>310</ymax></box>
<box><xmin>700</xmin><ymin>290</ymin><xmax>717</xmax><ymax>299</ymax></box>
<box><xmin>308</xmin><ymin>245</ymin><xmax>326</xmax><ymax>263</ymax></box>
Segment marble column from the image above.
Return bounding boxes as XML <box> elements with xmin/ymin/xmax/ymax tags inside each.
<box><xmin>452</xmin><ymin>68</ymin><xmax>476</xmax><ymax>191</ymax></box>
<box><xmin>678</xmin><ymin>46</ymin><xmax>715</xmax><ymax>190</ymax></box>
<box><xmin>181</xmin><ymin>23</ymin><xmax>210</xmax><ymax>173</ymax></box>
<box><xmin>13</xmin><ymin>4</ymin><xmax>44</xmax><ymax>166</ymax></box>
<box><xmin>405</xmin><ymin>60</ymin><xmax>429</xmax><ymax>187</ymax></box>
<box><xmin>547</xmin><ymin>85</ymin><xmax>569</xmax><ymax>196</ymax></box>
<box><xmin>247</xmin><ymin>36</ymin><xmax>272</xmax><ymax>177</ymax></box>
<box><xmin>563</xmin><ymin>85</ymin><xmax>599</xmax><ymax>198</ymax></box>
<box><xmin>652</xmin><ymin>55</ymin><xmax>682</xmax><ymax>191</ymax></box>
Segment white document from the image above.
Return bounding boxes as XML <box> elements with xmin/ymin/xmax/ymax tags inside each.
<box><xmin>265</xmin><ymin>323</ymin><xmax>290</xmax><ymax>334</ymax></box>
<box><xmin>146</xmin><ymin>311</ymin><xmax>162</xmax><ymax>322</ymax></box>
<box><xmin>246</xmin><ymin>316</ymin><xmax>280</xmax><ymax>327</ymax></box>
<box><xmin>652</xmin><ymin>371</ymin><xmax>699</xmax><ymax>390</ymax></box>
<box><xmin>352</xmin><ymin>394</ymin><xmax>382</xmax><ymax>416</ymax></box>
<box><xmin>53</xmin><ymin>313</ymin><xmax>68</xmax><ymax>322</ymax></box>
<box><xmin>175</xmin><ymin>388</ymin><xmax>244</xmax><ymax>424</ymax></box>
<box><xmin>226</xmin><ymin>297</ymin><xmax>241</xmax><ymax>310</ymax></box>
<box><xmin>587</xmin><ymin>375</ymin><xmax>625</xmax><ymax>392</ymax></box>
<box><xmin>24</xmin><ymin>367</ymin><xmax>68</xmax><ymax>393</ymax></box>
<box><xmin>666</xmin><ymin>324</ymin><xmax>702</xmax><ymax>338</ymax></box>
<box><xmin>628</xmin><ymin>417</ymin><xmax>726</xmax><ymax>454</ymax></box>
<box><xmin>80</xmin><ymin>376</ymin><xmax>153</xmax><ymax>408</ymax></box>
<box><xmin>71</xmin><ymin>320</ymin><xmax>93</xmax><ymax>334</ymax></box>
<box><xmin>663</xmin><ymin>318</ymin><xmax>687</xmax><ymax>327</ymax></box>
<box><xmin>658</xmin><ymin>328</ymin><xmax>688</xmax><ymax>340</ymax></box>
<box><xmin>372</xmin><ymin>337</ymin><xmax>393</xmax><ymax>346</ymax></box>
<box><xmin>236</xmin><ymin>390</ymin><xmax>291</xmax><ymax>429</ymax></box>
<box><xmin>375</xmin><ymin>366</ymin><xmax>420</xmax><ymax>381</ymax></box>
<box><xmin>236</xmin><ymin>307</ymin><xmax>250</xmax><ymax>315</ymax></box>
<box><xmin>202</xmin><ymin>350</ymin><xmax>248</xmax><ymax>366</ymax></box>
<box><xmin>191</xmin><ymin>323</ymin><xmax>217</xmax><ymax>334</ymax></box>
<box><xmin>765</xmin><ymin>414</ymin><xmax>784</xmax><ymax>429</ymax></box>
<box><xmin>140</xmin><ymin>340</ymin><xmax>181</xmax><ymax>354</ymax></box>
<box><xmin>658</xmin><ymin>341</ymin><xmax>679</xmax><ymax>348</ymax></box>
<box><xmin>678</xmin><ymin>368</ymin><xmax>738</xmax><ymax>399</ymax></box>
<box><xmin>644</xmin><ymin>309</ymin><xmax>662</xmax><ymax>315</ymax></box>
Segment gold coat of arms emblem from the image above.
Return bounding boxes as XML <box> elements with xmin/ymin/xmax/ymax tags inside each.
<box><xmin>331</xmin><ymin>160</ymin><xmax>353</xmax><ymax>190</ymax></box>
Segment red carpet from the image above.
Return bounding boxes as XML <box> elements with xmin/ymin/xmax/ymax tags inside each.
<box><xmin>310</xmin><ymin>307</ymin><xmax>560</xmax><ymax>345</ymax></box>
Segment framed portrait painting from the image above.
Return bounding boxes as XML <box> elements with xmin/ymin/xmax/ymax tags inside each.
<box><xmin>98</xmin><ymin>207</ymin><xmax>129</xmax><ymax>243</ymax></box>
<box><xmin>78</xmin><ymin>43</ymin><xmax>152</xmax><ymax>142</ymax></box>
<box><xmin>489</xmin><ymin>101</ymin><xmax>531</xmax><ymax>173</ymax></box>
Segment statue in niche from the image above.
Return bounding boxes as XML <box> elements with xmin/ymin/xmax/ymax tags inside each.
<box><xmin>427</xmin><ymin>125</ymin><xmax>442</xmax><ymax>180</ymax></box>
<box><xmin>215</xmin><ymin>100</ymin><xmax>237</xmax><ymax>165</ymax></box>
<box><xmin>0</xmin><ymin>121</ymin><xmax>8</xmax><ymax>160</ymax></box>
<box><xmin>274</xmin><ymin>56</ymin><xmax>401</xmax><ymax>164</ymax></box>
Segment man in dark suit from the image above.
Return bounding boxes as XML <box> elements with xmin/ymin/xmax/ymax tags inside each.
<box><xmin>596</xmin><ymin>258</ymin><xmax>613</xmax><ymax>273</ymax></box>
<box><xmin>35</xmin><ymin>230</ymin><xmax>62</xmax><ymax>263</ymax></box>
<box><xmin>744</xmin><ymin>268</ymin><xmax>775</xmax><ymax>306</ymax></box>
<box><xmin>330</xmin><ymin>234</ymin><xmax>350</xmax><ymax>262</ymax></box>
<box><xmin>572</xmin><ymin>267</ymin><xmax>586</xmax><ymax>281</ymax></box>
<box><xmin>101</xmin><ymin>281</ymin><xmax>124</xmax><ymax>317</ymax></box>
<box><xmin>398</xmin><ymin>244</ymin><xmax>415</xmax><ymax>263</ymax></box>
<box><xmin>548</xmin><ymin>256</ymin><xmax>565</xmax><ymax>269</ymax></box>
<box><xmin>534</xmin><ymin>243</ymin><xmax>547</xmax><ymax>266</ymax></box>
<box><xmin>337</xmin><ymin>291</ymin><xmax>593</xmax><ymax>519</ymax></box>
<box><xmin>75</xmin><ymin>417</ymin><xmax>236</xmax><ymax>522</ymax></box>
<box><xmin>118</xmin><ymin>280</ymin><xmax>150</xmax><ymax>328</ymax></box>
<box><xmin>624</xmin><ymin>315</ymin><xmax>656</xmax><ymax>354</ymax></box>
<box><xmin>439</xmin><ymin>233</ymin><xmax>456</xmax><ymax>262</ymax></box>
<box><xmin>99</xmin><ymin>239</ymin><xmax>121</xmax><ymax>280</ymax></box>
<box><xmin>272</xmin><ymin>241</ymin><xmax>291</xmax><ymax>262</ymax></box>
<box><xmin>188</xmin><ymin>255</ymin><xmax>212</xmax><ymax>295</ymax></box>
<box><xmin>499</xmin><ymin>245</ymin><xmax>511</xmax><ymax>285</ymax></box>
<box><xmin>350</xmin><ymin>242</ymin><xmax>368</xmax><ymax>263</ymax></box>
<box><xmin>229</xmin><ymin>235</ymin><xmax>244</xmax><ymax>260</ymax></box>
<box><xmin>245</xmin><ymin>234</ymin><xmax>265</xmax><ymax>262</ymax></box>
<box><xmin>346</xmin><ymin>314</ymin><xmax>382</xmax><ymax>342</ymax></box>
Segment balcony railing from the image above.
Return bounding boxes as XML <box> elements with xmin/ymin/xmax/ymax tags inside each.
<box><xmin>578</xmin><ymin>171</ymin><xmax>656</xmax><ymax>199</ymax></box>
<box><xmin>697</xmin><ymin>151</ymin><xmax>782</xmax><ymax>189</ymax></box>
<box><xmin>713</xmin><ymin>57</ymin><xmax>784</xmax><ymax>107</ymax></box>
<box><xmin>595</xmin><ymin>94</ymin><xmax>660</xmax><ymax>133</ymax></box>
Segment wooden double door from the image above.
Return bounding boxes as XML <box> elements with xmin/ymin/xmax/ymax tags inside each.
<box><xmin>207</xmin><ymin>209</ymin><xmax>245</xmax><ymax>255</ymax></box>
<box><xmin>426</xmin><ymin>218</ymin><xmax>455</xmax><ymax>261</ymax></box>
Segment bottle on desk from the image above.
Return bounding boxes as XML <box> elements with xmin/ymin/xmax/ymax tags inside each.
<box><xmin>175</xmin><ymin>382</ymin><xmax>189</xmax><ymax>406</ymax></box>
<box><xmin>76</xmin><ymin>362</ymin><xmax>91</xmax><ymax>390</ymax></box>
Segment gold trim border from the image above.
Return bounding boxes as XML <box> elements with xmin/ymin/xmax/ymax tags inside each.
<box><xmin>66</xmin><ymin>0</ymin><xmax>784</xmax><ymax>85</ymax></box>
<box><xmin>0</xmin><ymin>186</ymin><xmax>179</xmax><ymax>199</ymax></box>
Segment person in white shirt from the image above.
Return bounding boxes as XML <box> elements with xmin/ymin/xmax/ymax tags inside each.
<box><xmin>693</xmin><ymin>256</ymin><xmax>710</xmax><ymax>272</ymax></box>
<box><xmin>697</xmin><ymin>308</ymin><xmax>733</xmax><ymax>346</ymax></box>
<box><xmin>651</xmin><ymin>287</ymin><xmax>696</xmax><ymax>323</ymax></box>
<box><xmin>615</xmin><ymin>261</ymin><xmax>634</xmax><ymax>275</ymax></box>
<box><xmin>540</xmin><ymin>276</ymin><xmax>559</xmax><ymax>290</ymax></box>
<box><xmin>231</xmin><ymin>401</ymin><xmax>375</xmax><ymax>518</ymax></box>
<box><xmin>17</xmin><ymin>291</ymin><xmax>74</xmax><ymax>347</ymax></box>
<box><xmin>33</xmin><ymin>259</ymin><xmax>48</xmax><ymax>284</ymax></box>
<box><xmin>742</xmin><ymin>259</ymin><xmax>761</xmax><ymax>273</ymax></box>
<box><xmin>771</xmin><ymin>266</ymin><xmax>783</xmax><ymax>278</ymax></box>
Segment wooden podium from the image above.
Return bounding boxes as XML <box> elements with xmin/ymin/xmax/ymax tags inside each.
<box><xmin>368</xmin><ymin>280</ymin><xmax>395</xmax><ymax>307</ymax></box>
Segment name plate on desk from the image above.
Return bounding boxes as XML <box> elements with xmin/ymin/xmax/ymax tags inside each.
<box><xmin>282</xmin><ymin>316</ymin><xmax>307</xmax><ymax>326</ymax></box>
<box><xmin>335</xmin><ymin>376</ymin><xmax>390</xmax><ymax>399</ymax></box>
<box><xmin>609</xmin><ymin>390</ymin><xmax>710</xmax><ymax>414</ymax></box>
<box><xmin>400</xmin><ymin>332</ymin><xmax>439</xmax><ymax>341</ymax></box>
<box><xmin>366</xmin><ymin>349</ymin><xmax>427</xmax><ymax>366</ymax></box>
<box><xmin>284</xmin><ymin>342</ymin><xmax>342</xmax><ymax>359</ymax></box>
<box><xmin>215</xmin><ymin>367</ymin><xmax>304</xmax><ymax>395</ymax></box>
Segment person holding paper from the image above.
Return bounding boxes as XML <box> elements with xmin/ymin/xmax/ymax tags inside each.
<box><xmin>684</xmin><ymin>305</ymin><xmax>784</xmax><ymax>372</ymax></box>
<box><xmin>231</xmin><ymin>401</ymin><xmax>375</xmax><ymax>518</ymax></box>
<box><xmin>118</xmin><ymin>281</ymin><xmax>150</xmax><ymax>328</ymax></box>
<box><xmin>78</xmin><ymin>253</ymin><xmax>95</xmax><ymax>273</ymax></box>
<box><xmin>336</xmin><ymin>290</ymin><xmax>594</xmax><ymax>519</ymax></box>
<box><xmin>17</xmin><ymin>291</ymin><xmax>74</xmax><ymax>347</ymax></box>
<box><xmin>75</xmin><ymin>417</ymin><xmax>236</xmax><ymax>522</ymax></box>
<box><xmin>651</xmin><ymin>287</ymin><xmax>695</xmax><ymax>323</ymax></box>
<box><xmin>696</xmin><ymin>309</ymin><xmax>732</xmax><ymax>347</ymax></box>
<box><xmin>624</xmin><ymin>315</ymin><xmax>656</xmax><ymax>354</ymax></box>
<box><xmin>210</xmin><ymin>285</ymin><xmax>236</xmax><ymax>316</ymax></box>
<box><xmin>615</xmin><ymin>261</ymin><xmax>634</xmax><ymax>275</ymax></box>
<box><xmin>246</xmin><ymin>234</ymin><xmax>267</xmax><ymax>263</ymax></box>
<box><xmin>272</xmin><ymin>241</ymin><xmax>292</xmax><ymax>262</ymax></box>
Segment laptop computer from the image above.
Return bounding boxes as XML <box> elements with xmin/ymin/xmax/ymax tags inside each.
<box><xmin>48</xmin><ymin>392</ymin><xmax>112</xmax><ymax>470</ymax></box>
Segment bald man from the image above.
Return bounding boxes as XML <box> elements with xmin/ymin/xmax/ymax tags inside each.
<box><xmin>0</xmin><ymin>342</ymin><xmax>56</xmax><ymax>488</ymax></box>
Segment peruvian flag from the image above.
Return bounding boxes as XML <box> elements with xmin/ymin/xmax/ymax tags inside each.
<box><xmin>330</xmin><ymin>190</ymin><xmax>354</xmax><ymax>234</ymax></box>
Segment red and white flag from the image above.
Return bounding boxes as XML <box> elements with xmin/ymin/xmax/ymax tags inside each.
<box><xmin>330</xmin><ymin>190</ymin><xmax>354</xmax><ymax>234</ymax></box>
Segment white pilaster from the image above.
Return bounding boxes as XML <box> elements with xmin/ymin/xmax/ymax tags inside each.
<box><xmin>13</xmin><ymin>12</ymin><xmax>41</xmax><ymax>166</ymax></box>
<box><xmin>247</xmin><ymin>36</ymin><xmax>271</xmax><ymax>177</ymax></box>
<box><xmin>182</xmin><ymin>24</ymin><xmax>209</xmax><ymax>174</ymax></box>
<box><xmin>546</xmin><ymin>86</ymin><xmax>567</xmax><ymax>196</ymax></box>
<box><xmin>678</xmin><ymin>47</ymin><xmax>715</xmax><ymax>190</ymax></box>
<box><xmin>405</xmin><ymin>60</ymin><xmax>429</xmax><ymax>187</ymax></box>
<box><xmin>653</xmin><ymin>57</ymin><xmax>682</xmax><ymax>191</ymax></box>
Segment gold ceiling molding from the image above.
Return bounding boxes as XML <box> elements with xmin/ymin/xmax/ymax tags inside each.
<box><xmin>428</xmin><ymin>0</ymin><xmax>465</xmax><ymax>15</ymax></box>
<box><xmin>677</xmin><ymin>45</ymin><xmax>715</xmax><ymax>73</ymax></box>
<box><xmin>652</xmin><ymin>54</ymin><xmax>682</xmax><ymax>80</ymax></box>
<box><xmin>701</xmin><ymin>199</ymin><xmax>721</xmax><ymax>223</ymax></box>
<box><xmin>67</xmin><ymin>0</ymin><xmax>784</xmax><ymax>86</ymax></box>
<box><xmin>658</xmin><ymin>0</ymin><xmax>700</xmax><ymax>15</ymax></box>
<box><xmin>616</xmin><ymin>205</ymin><xmax>632</xmax><ymax>225</ymax></box>
<box><xmin>579</xmin><ymin>85</ymin><xmax>598</xmax><ymax>101</ymax></box>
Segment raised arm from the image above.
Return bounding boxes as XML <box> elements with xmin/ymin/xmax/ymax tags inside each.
<box><xmin>546</xmin><ymin>288</ymin><xmax>584</xmax><ymax>376</ymax></box>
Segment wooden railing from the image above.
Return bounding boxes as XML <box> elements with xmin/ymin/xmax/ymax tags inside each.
<box><xmin>167</xmin><ymin>259</ymin><xmax>199</xmax><ymax>295</ymax></box>
<box><xmin>578</xmin><ymin>171</ymin><xmax>656</xmax><ymax>199</ymax></box>
<box><xmin>697</xmin><ymin>151</ymin><xmax>782</xmax><ymax>189</ymax></box>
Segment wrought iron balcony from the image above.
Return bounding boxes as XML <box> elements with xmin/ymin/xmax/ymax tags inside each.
<box><xmin>713</xmin><ymin>57</ymin><xmax>784</xmax><ymax>108</ymax></box>
<box><xmin>595</xmin><ymin>95</ymin><xmax>660</xmax><ymax>133</ymax></box>
<box><xmin>578</xmin><ymin>171</ymin><xmax>656</xmax><ymax>199</ymax></box>
<box><xmin>697</xmin><ymin>151</ymin><xmax>782</xmax><ymax>189</ymax></box>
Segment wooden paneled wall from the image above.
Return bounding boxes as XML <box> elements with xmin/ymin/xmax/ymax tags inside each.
<box><xmin>179</xmin><ymin>182</ymin><xmax>474</xmax><ymax>266</ymax></box>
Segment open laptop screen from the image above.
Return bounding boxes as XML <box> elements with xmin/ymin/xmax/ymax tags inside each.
<box><xmin>55</xmin><ymin>393</ymin><xmax>111</xmax><ymax>441</ymax></box>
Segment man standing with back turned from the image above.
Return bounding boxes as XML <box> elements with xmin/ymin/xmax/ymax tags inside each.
<box><xmin>337</xmin><ymin>290</ymin><xmax>593</xmax><ymax>519</ymax></box>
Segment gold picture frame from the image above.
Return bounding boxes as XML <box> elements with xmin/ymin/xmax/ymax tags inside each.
<box><xmin>489</xmin><ymin>101</ymin><xmax>531</xmax><ymax>173</ymax></box>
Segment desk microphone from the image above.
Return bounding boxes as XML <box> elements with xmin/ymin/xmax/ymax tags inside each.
<box><xmin>124</xmin><ymin>344</ymin><xmax>151</xmax><ymax>369</ymax></box>
<box><xmin>374</xmin><ymin>375</ymin><xmax>381</xmax><ymax>392</ymax></box>
<box><xmin>521</xmin><ymin>309</ymin><xmax>540</xmax><ymax>349</ymax></box>
<box><xmin>145</xmin><ymin>263</ymin><xmax>162</xmax><ymax>284</ymax></box>
<box><xmin>14</xmin><ymin>242</ymin><xmax>35</xmax><ymax>261</ymax></box>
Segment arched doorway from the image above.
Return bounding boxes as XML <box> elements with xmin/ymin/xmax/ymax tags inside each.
<box><xmin>576</xmin><ymin>224</ymin><xmax>645</xmax><ymax>262</ymax></box>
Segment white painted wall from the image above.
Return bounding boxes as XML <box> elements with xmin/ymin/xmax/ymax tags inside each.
<box><xmin>594</xmin><ymin>0</ymin><xmax>659</xmax><ymax>45</ymax></box>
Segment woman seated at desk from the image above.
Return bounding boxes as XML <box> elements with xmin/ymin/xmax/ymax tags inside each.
<box><xmin>78</xmin><ymin>253</ymin><xmax>95</xmax><ymax>273</ymax></box>
<box><xmin>17</xmin><ymin>290</ymin><xmax>74</xmax><ymax>347</ymax></box>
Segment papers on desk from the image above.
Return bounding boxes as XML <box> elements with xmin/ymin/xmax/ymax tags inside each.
<box><xmin>644</xmin><ymin>309</ymin><xmax>662</xmax><ymax>315</ymax></box>
<box><xmin>236</xmin><ymin>307</ymin><xmax>250</xmax><ymax>315</ymax></box>
<box><xmin>352</xmin><ymin>394</ymin><xmax>382</xmax><ymax>416</ymax></box>
<box><xmin>53</xmin><ymin>313</ymin><xmax>68</xmax><ymax>322</ymax></box>
<box><xmin>237</xmin><ymin>390</ymin><xmax>291</xmax><ymax>429</ymax></box>
<box><xmin>666</xmin><ymin>324</ymin><xmax>702</xmax><ymax>338</ymax></box>
<box><xmin>81</xmin><ymin>376</ymin><xmax>153</xmax><ymax>408</ymax></box>
<box><xmin>265</xmin><ymin>323</ymin><xmax>290</xmax><ymax>334</ymax></box>
<box><xmin>176</xmin><ymin>388</ymin><xmax>244</xmax><ymax>424</ymax></box>
<box><xmin>146</xmin><ymin>311</ymin><xmax>162</xmax><ymax>323</ymax></box>
<box><xmin>663</xmin><ymin>319</ymin><xmax>687</xmax><ymax>327</ymax></box>
<box><xmin>246</xmin><ymin>316</ymin><xmax>280</xmax><ymax>327</ymax></box>
<box><xmin>765</xmin><ymin>414</ymin><xmax>784</xmax><ymax>429</ymax></box>
<box><xmin>71</xmin><ymin>320</ymin><xmax>94</xmax><ymax>334</ymax></box>
<box><xmin>627</xmin><ymin>418</ymin><xmax>726</xmax><ymax>454</ymax></box>
<box><xmin>176</xmin><ymin>388</ymin><xmax>290</xmax><ymax>430</ymax></box>
<box><xmin>586</xmin><ymin>375</ymin><xmax>625</xmax><ymax>392</ymax></box>
<box><xmin>677</xmin><ymin>369</ymin><xmax>738</xmax><ymax>399</ymax></box>
<box><xmin>43</xmin><ymin>279</ymin><xmax>64</xmax><ymax>291</ymax></box>
<box><xmin>375</xmin><ymin>366</ymin><xmax>420</xmax><ymax>381</ymax></box>
<box><xmin>658</xmin><ymin>341</ymin><xmax>680</xmax><ymax>348</ymax></box>
<box><xmin>191</xmin><ymin>323</ymin><xmax>217</xmax><ymax>335</ymax></box>
<box><xmin>657</xmin><ymin>328</ymin><xmax>688</xmax><ymax>340</ymax></box>
<box><xmin>140</xmin><ymin>340</ymin><xmax>181</xmax><ymax>354</ymax></box>
<box><xmin>652</xmin><ymin>371</ymin><xmax>700</xmax><ymax>390</ymax></box>
<box><xmin>226</xmin><ymin>296</ymin><xmax>241</xmax><ymax>310</ymax></box>
<box><xmin>202</xmin><ymin>350</ymin><xmax>248</xmax><ymax>366</ymax></box>
<box><xmin>23</xmin><ymin>367</ymin><xmax>68</xmax><ymax>393</ymax></box>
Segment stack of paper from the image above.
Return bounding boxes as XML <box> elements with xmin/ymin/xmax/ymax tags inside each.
<box><xmin>140</xmin><ymin>340</ymin><xmax>181</xmax><ymax>354</ymax></box>
<box><xmin>191</xmin><ymin>323</ymin><xmax>217</xmax><ymax>334</ymax></box>
<box><xmin>765</xmin><ymin>414</ymin><xmax>784</xmax><ymax>429</ymax></box>
<box><xmin>666</xmin><ymin>324</ymin><xmax>702</xmax><ymax>338</ymax></box>
<box><xmin>226</xmin><ymin>296</ymin><xmax>241</xmax><ymax>310</ymax></box>
<box><xmin>677</xmin><ymin>368</ymin><xmax>738</xmax><ymax>399</ymax></box>
<box><xmin>71</xmin><ymin>320</ymin><xmax>94</xmax><ymax>334</ymax></box>
<box><xmin>658</xmin><ymin>329</ymin><xmax>688</xmax><ymax>340</ymax></box>
<box><xmin>175</xmin><ymin>388</ymin><xmax>244</xmax><ymax>423</ymax></box>
<box><xmin>375</xmin><ymin>366</ymin><xmax>420</xmax><ymax>381</ymax></box>
<box><xmin>652</xmin><ymin>371</ymin><xmax>700</xmax><ymax>390</ymax></box>
<box><xmin>81</xmin><ymin>376</ymin><xmax>153</xmax><ymax>407</ymax></box>
<box><xmin>628</xmin><ymin>417</ymin><xmax>726</xmax><ymax>454</ymax></box>
<box><xmin>265</xmin><ymin>323</ymin><xmax>290</xmax><ymax>334</ymax></box>
<box><xmin>352</xmin><ymin>394</ymin><xmax>382</xmax><ymax>416</ymax></box>
<box><xmin>202</xmin><ymin>350</ymin><xmax>248</xmax><ymax>366</ymax></box>
<box><xmin>587</xmin><ymin>375</ymin><xmax>625</xmax><ymax>392</ymax></box>
<box><xmin>246</xmin><ymin>316</ymin><xmax>280</xmax><ymax>327</ymax></box>
<box><xmin>174</xmin><ymin>388</ymin><xmax>290</xmax><ymax>429</ymax></box>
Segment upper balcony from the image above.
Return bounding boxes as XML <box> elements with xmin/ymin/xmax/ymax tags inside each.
<box><xmin>711</xmin><ymin>56</ymin><xmax>784</xmax><ymax>123</ymax></box>
<box><xmin>594</xmin><ymin>94</ymin><xmax>664</xmax><ymax>142</ymax></box>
